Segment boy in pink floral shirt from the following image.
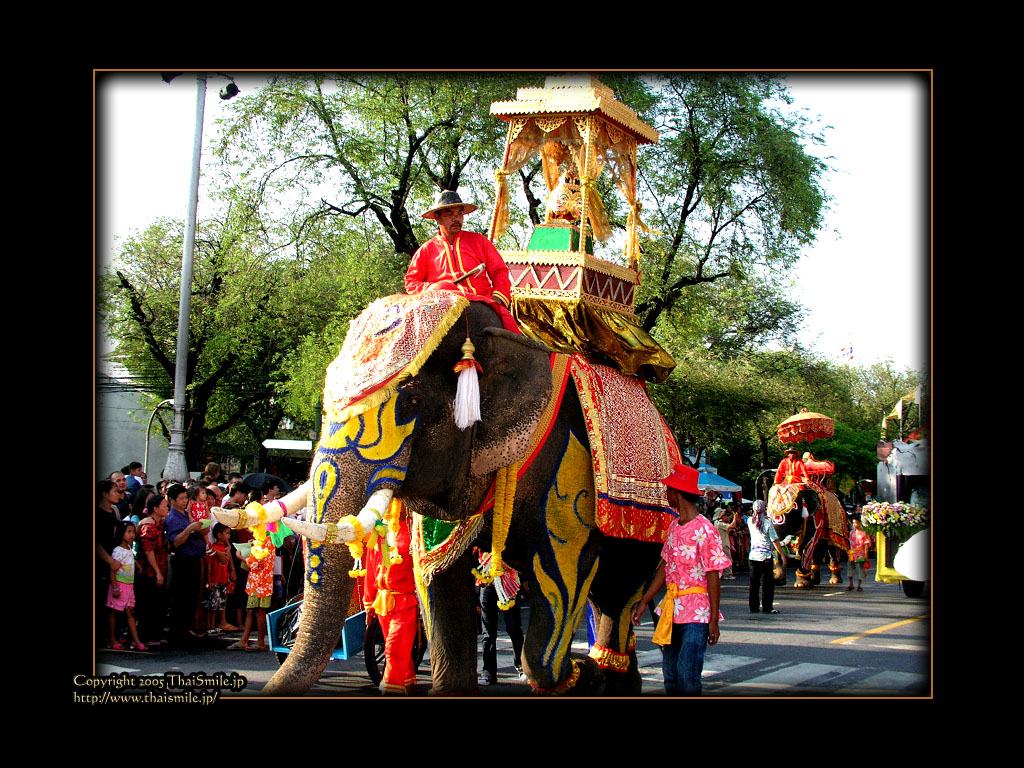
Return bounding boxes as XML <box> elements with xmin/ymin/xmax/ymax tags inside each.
<box><xmin>632</xmin><ymin>463</ymin><xmax>730</xmax><ymax>695</ymax></box>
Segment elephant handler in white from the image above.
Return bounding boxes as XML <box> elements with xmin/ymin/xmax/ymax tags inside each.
<box><xmin>632</xmin><ymin>463</ymin><xmax>730</xmax><ymax>696</ymax></box>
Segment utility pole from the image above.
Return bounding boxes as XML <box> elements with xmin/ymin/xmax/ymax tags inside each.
<box><xmin>162</xmin><ymin>73</ymin><xmax>207</xmax><ymax>483</ymax></box>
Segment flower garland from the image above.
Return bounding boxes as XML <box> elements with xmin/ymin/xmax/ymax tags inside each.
<box><xmin>860</xmin><ymin>501</ymin><xmax>928</xmax><ymax>538</ymax></box>
<box><xmin>245</xmin><ymin>501</ymin><xmax>290</xmax><ymax>560</ymax></box>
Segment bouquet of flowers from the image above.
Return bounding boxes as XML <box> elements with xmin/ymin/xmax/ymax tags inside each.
<box><xmin>860</xmin><ymin>501</ymin><xmax>928</xmax><ymax>538</ymax></box>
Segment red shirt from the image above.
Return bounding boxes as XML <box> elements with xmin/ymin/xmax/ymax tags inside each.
<box><xmin>406</xmin><ymin>231</ymin><xmax>513</xmax><ymax>307</ymax></box>
<box><xmin>775</xmin><ymin>457</ymin><xmax>810</xmax><ymax>485</ymax></box>
<box><xmin>363</xmin><ymin>519</ymin><xmax>417</xmax><ymax>614</ymax></box>
<box><xmin>137</xmin><ymin>518</ymin><xmax>168</xmax><ymax>580</ymax></box>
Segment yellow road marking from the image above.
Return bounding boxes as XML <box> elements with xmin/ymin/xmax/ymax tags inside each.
<box><xmin>830</xmin><ymin>615</ymin><xmax>928</xmax><ymax>645</ymax></box>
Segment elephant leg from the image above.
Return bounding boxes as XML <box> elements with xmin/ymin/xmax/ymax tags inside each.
<box><xmin>520</xmin><ymin>427</ymin><xmax>602</xmax><ymax>694</ymax></box>
<box><xmin>827</xmin><ymin>546</ymin><xmax>843</xmax><ymax>584</ymax></box>
<box><xmin>422</xmin><ymin>549</ymin><xmax>480</xmax><ymax>695</ymax></box>
<box><xmin>588</xmin><ymin>537</ymin><xmax>662</xmax><ymax>695</ymax></box>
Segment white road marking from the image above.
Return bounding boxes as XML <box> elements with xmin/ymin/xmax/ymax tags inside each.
<box><xmin>843</xmin><ymin>671</ymin><xmax>928</xmax><ymax>694</ymax></box>
<box><xmin>702</xmin><ymin>655</ymin><xmax>765</xmax><ymax>677</ymax></box>
<box><xmin>719</xmin><ymin>662</ymin><xmax>859</xmax><ymax>692</ymax></box>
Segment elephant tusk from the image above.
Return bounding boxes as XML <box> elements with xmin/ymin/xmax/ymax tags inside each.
<box><xmin>278</xmin><ymin>488</ymin><xmax>395</xmax><ymax>545</ymax></box>
<box><xmin>346</xmin><ymin>488</ymin><xmax>394</xmax><ymax>541</ymax></box>
<box><xmin>210</xmin><ymin>504</ymin><xmax>283</xmax><ymax>530</ymax></box>
<box><xmin>281</xmin><ymin>517</ymin><xmax>331</xmax><ymax>543</ymax></box>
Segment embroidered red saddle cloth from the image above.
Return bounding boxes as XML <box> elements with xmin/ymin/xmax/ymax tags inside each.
<box><xmin>569</xmin><ymin>355</ymin><xmax>680</xmax><ymax>544</ymax></box>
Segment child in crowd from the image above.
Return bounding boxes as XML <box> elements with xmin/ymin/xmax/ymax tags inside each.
<box><xmin>228</xmin><ymin>521</ymin><xmax>276</xmax><ymax>652</ymax></box>
<box><xmin>203</xmin><ymin>523</ymin><xmax>238</xmax><ymax>634</ymax></box>
<box><xmin>107</xmin><ymin>522</ymin><xmax>147</xmax><ymax>651</ymax></box>
<box><xmin>187</xmin><ymin>484</ymin><xmax>210</xmax><ymax>524</ymax></box>
<box><xmin>847</xmin><ymin>516</ymin><xmax>872</xmax><ymax>592</ymax></box>
<box><xmin>187</xmin><ymin>484</ymin><xmax>214</xmax><ymax>634</ymax></box>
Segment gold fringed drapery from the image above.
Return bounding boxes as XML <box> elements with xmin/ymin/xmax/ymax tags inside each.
<box><xmin>490</xmin><ymin>121</ymin><xmax>544</xmax><ymax>242</ymax></box>
<box><xmin>511</xmin><ymin>296</ymin><xmax>675</xmax><ymax>383</ymax></box>
<box><xmin>489</xmin><ymin>117</ymin><xmax>616</xmax><ymax>245</ymax></box>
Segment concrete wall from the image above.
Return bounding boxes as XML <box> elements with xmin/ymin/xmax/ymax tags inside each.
<box><xmin>95</xmin><ymin>375</ymin><xmax>169</xmax><ymax>482</ymax></box>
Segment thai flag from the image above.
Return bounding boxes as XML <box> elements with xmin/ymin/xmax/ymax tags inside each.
<box><xmin>840</xmin><ymin>343</ymin><xmax>854</xmax><ymax>361</ymax></box>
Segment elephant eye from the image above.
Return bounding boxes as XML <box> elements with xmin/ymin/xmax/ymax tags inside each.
<box><xmin>400</xmin><ymin>382</ymin><xmax>422</xmax><ymax>407</ymax></box>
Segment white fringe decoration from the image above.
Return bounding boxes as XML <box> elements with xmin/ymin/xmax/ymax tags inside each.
<box><xmin>453</xmin><ymin>337</ymin><xmax>481</xmax><ymax>430</ymax></box>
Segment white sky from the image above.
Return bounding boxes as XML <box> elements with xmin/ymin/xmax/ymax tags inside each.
<box><xmin>95</xmin><ymin>71</ymin><xmax>930</xmax><ymax>374</ymax></box>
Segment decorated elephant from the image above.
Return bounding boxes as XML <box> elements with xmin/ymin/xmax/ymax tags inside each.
<box><xmin>771</xmin><ymin>486</ymin><xmax>849</xmax><ymax>588</ymax></box>
<box><xmin>227</xmin><ymin>292</ymin><xmax>678</xmax><ymax>696</ymax></box>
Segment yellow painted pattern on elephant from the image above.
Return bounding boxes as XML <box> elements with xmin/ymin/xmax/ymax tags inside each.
<box><xmin>318</xmin><ymin>396</ymin><xmax>416</xmax><ymax>463</ymax></box>
<box><xmin>311</xmin><ymin>458</ymin><xmax>339</xmax><ymax>525</ymax></box>
<box><xmin>617</xmin><ymin>584</ymin><xmax>644</xmax><ymax>649</ymax></box>
<box><xmin>534</xmin><ymin>431</ymin><xmax>597</xmax><ymax>673</ymax></box>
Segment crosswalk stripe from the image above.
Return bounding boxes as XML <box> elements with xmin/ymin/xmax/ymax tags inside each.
<box><xmin>495</xmin><ymin>645</ymin><xmax>924</xmax><ymax>696</ymax></box>
<box><xmin>717</xmin><ymin>662</ymin><xmax>859</xmax><ymax>692</ymax></box>
<box><xmin>842</xmin><ymin>671</ymin><xmax>927</xmax><ymax>694</ymax></box>
<box><xmin>702</xmin><ymin>654</ymin><xmax>764</xmax><ymax>676</ymax></box>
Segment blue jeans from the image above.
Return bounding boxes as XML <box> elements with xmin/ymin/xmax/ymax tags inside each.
<box><xmin>662</xmin><ymin>622</ymin><xmax>709</xmax><ymax>695</ymax></box>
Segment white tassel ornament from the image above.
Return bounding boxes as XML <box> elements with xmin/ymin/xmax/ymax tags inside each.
<box><xmin>453</xmin><ymin>337</ymin><xmax>482</xmax><ymax>430</ymax></box>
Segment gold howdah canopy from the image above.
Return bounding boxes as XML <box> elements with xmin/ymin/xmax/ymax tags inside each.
<box><xmin>489</xmin><ymin>74</ymin><xmax>659</xmax><ymax>268</ymax></box>
<box><xmin>489</xmin><ymin>74</ymin><xmax>673</xmax><ymax>382</ymax></box>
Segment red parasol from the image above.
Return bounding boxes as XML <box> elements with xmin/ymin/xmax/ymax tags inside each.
<box><xmin>777</xmin><ymin>408</ymin><xmax>834</xmax><ymax>444</ymax></box>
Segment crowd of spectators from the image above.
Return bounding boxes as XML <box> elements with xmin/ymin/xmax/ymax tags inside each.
<box><xmin>96</xmin><ymin>461</ymin><xmax>303</xmax><ymax>652</ymax></box>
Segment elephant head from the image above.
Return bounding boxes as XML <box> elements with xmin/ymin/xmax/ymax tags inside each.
<box><xmin>264</xmin><ymin>298</ymin><xmax>553</xmax><ymax>695</ymax></box>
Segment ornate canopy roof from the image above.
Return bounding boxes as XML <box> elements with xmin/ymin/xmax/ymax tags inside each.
<box><xmin>490</xmin><ymin>73</ymin><xmax>659</xmax><ymax>145</ymax></box>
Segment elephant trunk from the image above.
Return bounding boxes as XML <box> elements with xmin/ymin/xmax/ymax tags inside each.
<box><xmin>263</xmin><ymin>535</ymin><xmax>355</xmax><ymax>696</ymax></box>
<box><xmin>264</xmin><ymin>395</ymin><xmax>413</xmax><ymax>695</ymax></box>
<box><xmin>263</xmin><ymin>492</ymin><xmax>400</xmax><ymax>695</ymax></box>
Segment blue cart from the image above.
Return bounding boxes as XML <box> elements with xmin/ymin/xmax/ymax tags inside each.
<box><xmin>267</xmin><ymin>597</ymin><xmax>427</xmax><ymax>685</ymax></box>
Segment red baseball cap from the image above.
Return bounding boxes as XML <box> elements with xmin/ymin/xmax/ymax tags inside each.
<box><xmin>661</xmin><ymin>463</ymin><xmax>701</xmax><ymax>495</ymax></box>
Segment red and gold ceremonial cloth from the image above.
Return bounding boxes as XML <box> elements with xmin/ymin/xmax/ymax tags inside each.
<box><xmin>768</xmin><ymin>481</ymin><xmax>849</xmax><ymax>560</ymax></box>
<box><xmin>323</xmin><ymin>292</ymin><xmax>469</xmax><ymax>424</ymax></box>
<box><xmin>569</xmin><ymin>354</ymin><xmax>681</xmax><ymax>543</ymax></box>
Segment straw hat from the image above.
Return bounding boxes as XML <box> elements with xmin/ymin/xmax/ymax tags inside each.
<box><xmin>422</xmin><ymin>190</ymin><xmax>478</xmax><ymax>220</ymax></box>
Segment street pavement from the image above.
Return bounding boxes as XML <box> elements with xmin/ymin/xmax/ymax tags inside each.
<box><xmin>94</xmin><ymin>569</ymin><xmax>930</xmax><ymax>698</ymax></box>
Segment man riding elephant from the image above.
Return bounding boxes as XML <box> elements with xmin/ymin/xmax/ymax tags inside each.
<box><xmin>405</xmin><ymin>189</ymin><xmax>519</xmax><ymax>334</ymax></box>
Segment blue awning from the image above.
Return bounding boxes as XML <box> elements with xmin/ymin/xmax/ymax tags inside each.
<box><xmin>697</xmin><ymin>465</ymin><xmax>741</xmax><ymax>493</ymax></box>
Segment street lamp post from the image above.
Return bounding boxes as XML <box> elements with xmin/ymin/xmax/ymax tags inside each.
<box><xmin>161</xmin><ymin>72</ymin><xmax>238</xmax><ymax>483</ymax></box>
<box><xmin>162</xmin><ymin>73</ymin><xmax>207</xmax><ymax>483</ymax></box>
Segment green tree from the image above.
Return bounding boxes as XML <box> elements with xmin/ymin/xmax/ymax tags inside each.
<box><xmin>847</xmin><ymin>360</ymin><xmax>925</xmax><ymax>440</ymax></box>
<box><xmin>98</xmin><ymin>215</ymin><xmax>336</xmax><ymax>468</ymax></box>
<box><xmin>630</xmin><ymin>73</ymin><xmax>829</xmax><ymax>334</ymax></box>
<box><xmin>213</xmin><ymin>72</ymin><xmax>534</xmax><ymax>258</ymax></box>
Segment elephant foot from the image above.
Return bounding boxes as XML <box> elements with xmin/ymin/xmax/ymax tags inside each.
<box><xmin>529</xmin><ymin>656</ymin><xmax>606</xmax><ymax>696</ymax></box>
<box><xmin>589</xmin><ymin>643</ymin><xmax>642</xmax><ymax>695</ymax></box>
<box><xmin>829</xmin><ymin>575</ymin><xmax>842</xmax><ymax>585</ymax></box>
<box><xmin>794</xmin><ymin>570</ymin><xmax>814</xmax><ymax>588</ymax></box>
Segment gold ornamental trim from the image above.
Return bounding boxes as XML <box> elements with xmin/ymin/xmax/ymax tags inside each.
<box><xmin>503</xmin><ymin>249</ymin><xmax>584</xmax><ymax>267</ymax></box>
<box><xmin>502</xmin><ymin>249</ymin><xmax>638</xmax><ymax>283</ymax></box>
<box><xmin>582</xmin><ymin>255</ymin><xmax>638</xmax><ymax>283</ymax></box>
<box><xmin>535</xmin><ymin>116</ymin><xmax>568</xmax><ymax>133</ymax></box>
<box><xmin>512</xmin><ymin>286</ymin><xmax>582</xmax><ymax>302</ymax></box>
<box><xmin>578</xmin><ymin>293</ymin><xmax>635</xmax><ymax>316</ymax></box>
<box><xmin>508</xmin><ymin>286</ymin><xmax>635</xmax><ymax>316</ymax></box>
<box><xmin>588</xmin><ymin>643</ymin><xmax>631</xmax><ymax>672</ymax></box>
<box><xmin>491</xmin><ymin>74</ymin><xmax>659</xmax><ymax>145</ymax></box>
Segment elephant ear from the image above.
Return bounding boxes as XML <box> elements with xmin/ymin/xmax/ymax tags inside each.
<box><xmin>470</xmin><ymin>328</ymin><xmax>553</xmax><ymax>477</ymax></box>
